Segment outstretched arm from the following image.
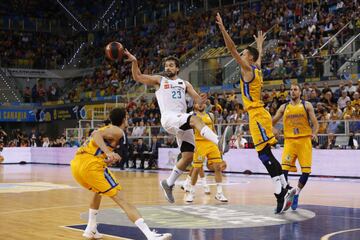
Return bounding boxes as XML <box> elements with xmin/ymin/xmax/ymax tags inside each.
<box><xmin>124</xmin><ymin>49</ymin><xmax>161</xmax><ymax>86</ymax></box>
<box><xmin>185</xmin><ymin>81</ymin><xmax>207</xmax><ymax>105</ymax></box>
<box><xmin>215</xmin><ymin>13</ymin><xmax>251</xmax><ymax>72</ymax></box>
<box><xmin>253</xmin><ymin>31</ymin><xmax>266</xmax><ymax>68</ymax></box>
<box><xmin>92</xmin><ymin>126</ymin><xmax>122</xmax><ymax>163</ymax></box>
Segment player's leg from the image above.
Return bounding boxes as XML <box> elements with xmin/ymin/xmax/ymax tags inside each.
<box><xmin>281</xmin><ymin>138</ymin><xmax>298</xmax><ymax>188</ymax></box>
<box><xmin>211</xmin><ymin>162</ymin><xmax>228</xmax><ymax>202</ymax></box>
<box><xmin>181</xmin><ymin>167</ymin><xmax>193</xmax><ymax>192</ymax></box>
<box><xmin>160</xmin><ymin>129</ymin><xmax>195</xmax><ymax>203</ymax></box>
<box><xmin>258</xmin><ymin>145</ymin><xmax>296</xmax><ymax>213</ymax></box>
<box><xmin>292</xmin><ymin>137</ymin><xmax>312</xmax><ymax>210</ymax></box>
<box><xmin>189</xmin><ymin>115</ymin><xmax>233</xmax><ymax>153</ymax></box>
<box><xmin>71</xmin><ymin>157</ymin><xmax>105</xmax><ymax>239</ymax></box>
<box><xmin>251</xmin><ymin>109</ymin><xmax>295</xmax><ymax>213</ymax></box>
<box><xmin>111</xmin><ymin>191</ymin><xmax>172</xmax><ymax>240</ymax></box>
<box><xmin>189</xmin><ymin>115</ymin><xmax>218</xmax><ymax>144</ymax></box>
<box><xmin>83</xmin><ymin>193</ymin><xmax>103</xmax><ymax>239</ymax></box>
<box><xmin>198</xmin><ymin>166</ymin><xmax>210</xmax><ymax>194</ymax></box>
<box><xmin>208</xmin><ymin>145</ymin><xmax>227</xmax><ymax>202</ymax></box>
<box><xmin>186</xmin><ymin>166</ymin><xmax>201</xmax><ymax>202</ymax></box>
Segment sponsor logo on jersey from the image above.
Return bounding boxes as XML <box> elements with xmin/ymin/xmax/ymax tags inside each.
<box><xmin>164</xmin><ymin>84</ymin><xmax>170</xmax><ymax>89</ymax></box>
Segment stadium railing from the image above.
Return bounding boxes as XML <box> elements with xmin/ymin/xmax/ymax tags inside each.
<box><xmin>65</xmin><ymin>120</ymin><xmax>360</xmax><ymax>149</ymax></box>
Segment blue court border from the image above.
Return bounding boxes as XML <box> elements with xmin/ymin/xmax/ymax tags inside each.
<box><xmin>66</xmin><ymin>205</ymin><xmax>360</xmax><ymax>240</ymax></box>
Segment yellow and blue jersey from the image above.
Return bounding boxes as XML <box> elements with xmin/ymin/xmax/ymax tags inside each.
<box><xmin>283</xmin><ymin>100</ymin><xmax>312</xmax><ymax>138</ymax></box>
<box><xmin>76</xmin><ymin>126</ymin><xmax>114</xmax><ymax>159</ymax></box>
<box><xmin>240</xmin><ymin>65</ymin><xmax>264</xmax><ymax>111</ymax></box>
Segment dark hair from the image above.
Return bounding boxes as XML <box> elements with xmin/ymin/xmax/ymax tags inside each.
<box><xmin>103</xmin><ymin>119</ymin><xmax>111</xmax><ymax>126</ymax></box>
<box><xmin>163</xmin><ymin>56</ymin><xmax>180</xmax><ymax>68</ymax></box>
<box><xmin>246</xmin><ymin>46</ymin><xmax>259</xmax><ymax>62</ymax></box>
<box><xmin>109</xmin><ymin>108</ymin><xmax>127</xmax><ymax>126</ymax></box>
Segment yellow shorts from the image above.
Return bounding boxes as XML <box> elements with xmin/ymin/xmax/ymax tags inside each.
<box><xmin>193</xmin><ymin>140</ymin><xmax>222</xmax><ymax>168</ymax></box>
<box><xmin>248</xmin><ymin>107</ymin><xmax>277</xmax><ymax>151</ymax></box>
<box><xmin>70</xmin><ymin>153</ymin><xmax>121</xmax><ymax>197</ymax></box>
<box><xmin>282</xmin><ymin>137</ymin><xmax>312</xmax><ymax>173</ymax></box>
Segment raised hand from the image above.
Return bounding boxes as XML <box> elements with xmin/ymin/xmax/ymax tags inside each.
<box><xmin>123</xmin><ymin>49</ymin><xmax>137</xmax><ymax>62</ymax></box>
<box><xmin>215</xmin><ymin>12</ymin><xmax>225</xmax><ymax>30</ymax></box>
<box><xmin>253</xmin><ymin>31</ymin><xmax>266</xmax><ymax>46</ymax></box>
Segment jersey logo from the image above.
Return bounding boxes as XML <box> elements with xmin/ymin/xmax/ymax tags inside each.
<box><xmin>164</xmin><ymin>84</ymin><xmax>170</xmax><ymax>89</ymax></box>
<box><xmin>178</xmin><ymin>81</ymin><xmax>183</xmax><ymax>85</ymax></box>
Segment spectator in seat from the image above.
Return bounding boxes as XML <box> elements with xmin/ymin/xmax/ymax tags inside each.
<box><xmin>309</xmin><ymin>90</ymin><xmax>320</xmax><ymax>108</ymax></box>
<box><xmin>337</xmin><ymin>90</ymin><xmax>350</xmax><ymax>110</ymax></box>
<box><xmin>147</xmin><ymin>136</ymin><xmax>162</xmax><ymax>170</ymax></box>
<box><xmin>345</xmin><ymin>80</ymin><xmax>356</xmax><ymax>96</ymax></box>
<box><xmin>23</xmin><ymin>87</ymin><xmax>31</xmax><ymax>103</ymax></box>
<box><xmin>233</xmin><ymin>131</ymin><xmax>248</xmax><ymax>149</ymax></box>
<box><xmin>318</xmin><ymin>133</ymin><xmax>336</xmax><ymax>149</ymax></box>
<box><xmin>302</xmin><ymin>82</ymin><xmax>312</xmax><ymax>100</ymax></box>
<box><xmin>133</xmin><ymin>138</ymin><xmax>148</xmax><ymax>170</ymax></box>
<box><xmin>333</xmin><ymin>81</ymin><xmax>345</xmax><ymax>101</ymax></box>
<box><xmin>351</xmin><ymin>92</ymin><xmax>360</xmax><ymax>107</ymax></box>
<box><xmin>343</xmin><ymin>101</ymin><xmax>355</xmax><ymax>119</ymax></box>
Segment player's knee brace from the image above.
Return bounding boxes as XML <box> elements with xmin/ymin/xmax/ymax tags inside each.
<box><xmin>258</xmin><ymin>145</ymin><xmax>282</xmax><ymax>177</ymax></box>
<box><xmin>299</xmin><ymin>172</ymin><xmax>310</xmax><ymax>186</ymax></box>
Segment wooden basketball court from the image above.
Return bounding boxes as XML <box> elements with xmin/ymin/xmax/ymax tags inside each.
<box><xmin>1</xmin><ymin>164</ymin><xmax>360</xmax><ymax>240</ymax></box>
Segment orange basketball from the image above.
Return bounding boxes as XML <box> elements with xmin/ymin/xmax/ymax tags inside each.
<box><xmin>105</xmin><ymin>41</ymin><xmax>124</xmax><ymax>61</ymax></box>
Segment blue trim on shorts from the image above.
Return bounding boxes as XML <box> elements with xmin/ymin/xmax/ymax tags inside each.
<box><xmin>104</xmin><ymin>168</ymin><xmax>117</xmax><ymax>187</ymax></box>
<box><xmin>256</xmin><ymin>122</ymin><xmax>269</xmax><ymax>142</ymax></box>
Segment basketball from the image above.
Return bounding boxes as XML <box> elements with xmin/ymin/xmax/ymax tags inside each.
<box><xmin>105</xmin><ymin>41</ymin><xmax>124</xmax><ymax>61</ymax></box>
<box><xmin>0</xmin><ymin>155</ymin><xmax>4</xmax><ymax>163</ymax></box>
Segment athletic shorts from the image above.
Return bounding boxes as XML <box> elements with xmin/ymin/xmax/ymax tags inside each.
<box><xmin>248</xmin><ymin>107</ymin><xmax>277</xmax><ymax>151</ymax></box>
<box><xmin>282</xmin><ymin>136</ymin><xmax>312</xmax><ymax>173</ymax></box>
<box><xmin>193</xmin><ymin>140</ymin><xmax>222</xmax><ymax>168</ymax></box>
<box><xmin>71</xmin><ymin>153</ymin><xmax>121</xmax><ymax>197</ymax></box>
<box><xmin>161</xmin><ymin>112</ymin><xmax>195</xmax><ymax>148</ymax></box>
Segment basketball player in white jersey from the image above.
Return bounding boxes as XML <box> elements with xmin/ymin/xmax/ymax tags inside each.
<box><xmin>124</xmin><ymin>49</ymin><xmax>232</xmax><ymax>203</ymax></box>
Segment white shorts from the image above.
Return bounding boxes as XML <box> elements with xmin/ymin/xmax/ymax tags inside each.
<box><xmin>161</xmin><ymin>112</ymin><xmax>195</xmax><ymax>148</ymax></box>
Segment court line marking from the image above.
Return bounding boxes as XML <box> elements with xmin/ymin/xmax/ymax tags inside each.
<box><xmin>61</xmin><ymin>225</ymin><xmax>132</xmax><ymax>240</ymax></box>
<box><xmin>320</xmin><ymin>228</ymin><xmax>360</xmax><ymax>240</ymax></box>
<box><xmin>0</xmin><ymin>201</ymin><xmax>149</xmax><ymax>215</ymax></box>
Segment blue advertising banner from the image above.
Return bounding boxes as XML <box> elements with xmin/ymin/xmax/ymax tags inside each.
<box><xmin>0</xmin><ymin>109</ymin><xmax>36</xmax><ymax>122</ymax></box>
<box><xmin>37</xmin><ymin>105</ymin><xmax>86</xmax><ymax>122</ymax></box>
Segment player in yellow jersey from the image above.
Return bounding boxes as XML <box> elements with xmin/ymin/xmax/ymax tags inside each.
<box><xmin>273</xmin><ymin>84</ymin><xmax>319</xmax><ymax>210</ymax></box>
<box><xmin>184</xmin><ymin>102</ymin><xmax>228</xmax><ymax>203</ymax></box>
<box><xmin>71</xmin><ymin>108</ymin><xmax>171</xmax><ymax>240</ymax></box>
<box><xmin>216</xmin><ymin>13</ymin><xmax>296</xmax><ymax>213</ymax></box>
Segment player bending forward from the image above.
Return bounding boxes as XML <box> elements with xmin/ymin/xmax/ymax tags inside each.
<box><xmin>71</xmin><ymin>108</ymin><xmax>171</xmax><ymax>240</ymax></box>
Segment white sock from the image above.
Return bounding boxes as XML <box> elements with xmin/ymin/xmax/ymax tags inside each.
<box><xmin>272</xmin><ymin>176</ymin><xmax>282</xmax><ymax>194</ymax></box>
<box><xmin>200</xmin><ymin>126</ymin><xmax>219</xmax><ymax>145</ymax></box>
<box><xmin>200</xmin><ymin>176</ymin><xmax>206</xmax><ymax>185</ymax></box>
<box><xmin>166</xmin><ymin>166</ymin><xmax>183</xmax><ymax>186</ymax></box>
<box><xmin>86</xmin><ymin>209</ymin><xmax>98</xmax><ymax>229</ymax></box>
<box><xmin>279</xmin><ymin>174</ymin><xmax>288</xmax><ymax>188</ymax></box>
<box><xmin>296</xmin><ymin>187</ymin><xmax>302</xmax><ymax>195</ymax></box>
<box><xmin>134</xmin><ymin>218</ymin><xmax>153</xmax><ymax>239</ymax></box>
<box><xmin>189</xmin><ymin>184</ymin><xmax>195</xmax><ymax>193</ymax></box>
<box><xmin>186</xmin><ymin>175</ymin><xmax>191</xmax><ymax>183</ymax></box>
<box><xmin>216</xmin><ymin>183</ymin><xmax>223</xmax><ymax>194</ymax></box>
